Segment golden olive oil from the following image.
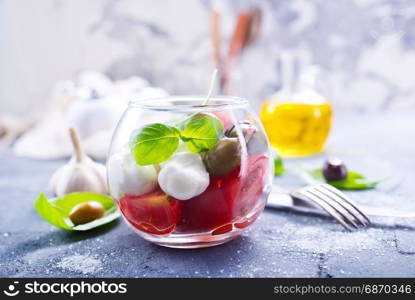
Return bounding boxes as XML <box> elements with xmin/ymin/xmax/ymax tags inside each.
<box><xmin>260</xmin><ymin>101</ymin><xmax>332</xmax><ymax>157</ymax></box>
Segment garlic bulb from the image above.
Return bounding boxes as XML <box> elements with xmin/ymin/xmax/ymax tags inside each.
<box><xmin>49</xmin><ymin>128</ymin><xmax>108</xmax><ymax>197</ymax></box>
<box><xmin>66</xmin><ymin>96</ymin><xmax>124</xmax><ymax>140</ymax></box>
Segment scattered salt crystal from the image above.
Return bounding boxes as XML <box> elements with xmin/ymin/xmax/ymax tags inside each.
<box><xmin>271</xmin><ymin>225</ymin><xmax>388</xmax><ymax>255</ymax></box>
<box><xmin>3</xmin><ymin>232</ymin><xmax>9</xmax><ymax>237</ymax></box>
<box><xmin>57</xmin><ymin>254</ymin><xmax>102</xmax><ymax>274</ymax></box>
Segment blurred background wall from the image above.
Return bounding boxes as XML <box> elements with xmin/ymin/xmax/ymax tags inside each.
<box><xmin>1</xmin><ymin>0</ymin><xmax>415</xmax><ymax>114</ymax></box>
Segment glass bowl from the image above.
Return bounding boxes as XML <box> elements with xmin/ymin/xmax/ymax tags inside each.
<box><xmin>107</xmin><ymin>96</ymin><xmax>273</xmax><ymax>248</ymax></box>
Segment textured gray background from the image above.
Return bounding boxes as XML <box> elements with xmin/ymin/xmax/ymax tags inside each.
<box><xmin>2</xmin><ymin>0</ymin><xmax>415</xmax><ymax>113</ymax></box>
<box><xmin>1</xmin><ymin>0</ymin><xmax>415</xmax><ymax>278</ymax></box>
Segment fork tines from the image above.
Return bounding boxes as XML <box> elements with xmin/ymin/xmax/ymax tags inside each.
<box><xmin>291</xmin><ymin>183</ymin><xmax>371</xmax><ymax>231</ymax></box>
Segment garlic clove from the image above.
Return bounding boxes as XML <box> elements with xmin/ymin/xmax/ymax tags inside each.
<box><xmin>158</xmin><ymin>152</ymin><xmax>209</xmax><ymax>201</ymax></box>
<box><xmin>107</xmin><ymin>148</ymin><xmax>158</xmax><ymax>199</ymax></box>
<box><xmin>49</xmin><ymin>128</ymin><xmax>108</xmax><ymax>197</ymax></box>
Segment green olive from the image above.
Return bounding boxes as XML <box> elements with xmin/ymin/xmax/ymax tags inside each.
<box><xmin>204</xmin><ymin>138</ymin><xmax>241</xmax><ymax>177</ymax></box>
<box><xmin>69</xmin><ymin>201</ymin><xmax>105</xmax><ymax>225</ymax></box>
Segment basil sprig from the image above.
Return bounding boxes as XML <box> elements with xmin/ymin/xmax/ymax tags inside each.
<box><xmin>308</xmin><ymin>169</ymin><xmax>379</xmax><ymax>190</ymax></box>
<box><xmin>34</xmin><ymin>192</ymin><xmax>119</xmax><ymax>231</ymax></box>
<box><xmin>130</xmin><ymin>115</ymin><xmax>223</xmax><ymax>166</ymax></box>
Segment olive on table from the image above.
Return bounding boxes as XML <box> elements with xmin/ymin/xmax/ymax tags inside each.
<box><xmin>322</xmin><ymin>158</ymin><xmax>348</xmax><ymax>181</ymax></box>
<box><xmin>69</xmin><ymin>201</ymin><xmax>105</xmax><ymax>225</ymax></box>
<box><xmin>204</xmin><ymin>138</ymin><xmax>241</xmax><ymax>177</ymax></box>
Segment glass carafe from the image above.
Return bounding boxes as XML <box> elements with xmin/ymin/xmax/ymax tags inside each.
<box><xmin>260</xmin><ymin>56</ymin><xmax>332</xmax><ymax>157</ymax></box>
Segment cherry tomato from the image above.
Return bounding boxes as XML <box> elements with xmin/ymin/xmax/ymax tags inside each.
<box><xmin>119</xmin><ymin>190</ymin><xmax>181</xmax><ymax>235</ymax></box>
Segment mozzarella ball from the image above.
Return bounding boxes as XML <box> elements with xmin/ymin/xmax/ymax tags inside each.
<box><xmin>107</xmin><ymin>149</ymin><xmax>157</xmax><ymax>198</ymax></box>
<box><xmin>158</xmin><ymin>152</ymin><xmax>209</xmax><ymax>200</ymax></box>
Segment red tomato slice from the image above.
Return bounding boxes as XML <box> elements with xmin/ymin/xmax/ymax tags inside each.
<box><xmin>176</xmin><ymin>156</ymin><xmax>269</xmax><ymax>233</ymax></box>
<box><xmin>212</xmin><ymin>223</ymin><xmax>233</xmax><ymax>235</ymax></box>
<box><xmin>176</xmin><ymin>167</ymin><xmax>240</xmax><ymax>233</ymax></box>
<box><xmin>119</xmin><ymin>190</ymin><xmax>181</xmax><ymax>235</ymax></box>
<box><xmin>234</xmin><ymin>209</ymin><xmax>263</xmax><ymax>229</ymax></box>
<box><xmin>212</xmin><ymin>111</ymin><xmax>233</xmax><ymax>131</ymax></box>
<box><xmin>233</xmin><ymin>155</ymin><xmax>269</xmax><ymax>219</ymax></box>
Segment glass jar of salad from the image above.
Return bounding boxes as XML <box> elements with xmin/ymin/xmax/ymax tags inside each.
<box><xmin>107</xmin><ymin>96</ymin><xmax>273</xmax><ymax>248</ymax></box>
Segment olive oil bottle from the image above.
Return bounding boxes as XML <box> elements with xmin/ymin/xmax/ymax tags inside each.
<box><xmin>260</xmin><ymin>62</ymin><xmax>332</xmax><ymax>157</ymax></box>
<box><xmin>260</xmin><ymin>96</ymin><xmax>332</xmax><ymax>157</ymax></box>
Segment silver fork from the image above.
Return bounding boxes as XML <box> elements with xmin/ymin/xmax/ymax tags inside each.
<box><xmin>289</xmin><ymin>183</ymin><xmax>371</xmax><ymax>231</ymax></box>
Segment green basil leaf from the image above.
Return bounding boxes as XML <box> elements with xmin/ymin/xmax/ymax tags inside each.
<box><xmin>329</xmin><ymin>172</ymin><xmax>379</xmax><ymax>190</ymax></box>
<box><xmin>52</xmin><ymin>192</ymin><xmax>115</xmax><ymax>214</ymax></box>
<box><xmin>272</xmin><ymin>149</ymin><xmax>284</xmax><ymax>176</ymax></box>
<box><xmin>308</xmin><ymin>168</ymin><xmax>325</xmax><ymax>181</ymax></box>
<box><xmin>34</xmin><ymin>193</ymin><xmax>73</xmax><ymax>230</ymax></box>
<box><xmin>130</xmin><ymin>123</ymin><xmax>181</xmax><ymax>165</ymax></box>
<box><xmin>34</xmin><ymin>192</ymin><xmax>119</xmax><ymax>231</ymax></box>
<box><xmin>309</xmin><ymin>169</ymin><xmax>379</xmax><ymax>190</ymax></box>
<box><xmin>181</xmin><ymin>115</ymin><xmax>224</xmax><ymax>153</ymax></box>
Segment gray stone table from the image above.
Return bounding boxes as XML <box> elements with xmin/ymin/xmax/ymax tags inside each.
<box><xmin>1</xmin><ymin>110</ymin><xmax>414</xmax><ymax>278</ymax></box>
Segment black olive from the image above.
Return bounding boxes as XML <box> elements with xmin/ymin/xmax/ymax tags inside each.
<box><xmin>228</xmin><ymin>121</ymin><xmax>267</xmax><ymax>155</ymax></box>
<box><xmin>322</xmin><ymin>158</ymin><xmax>348</xmax><ymax>181</ymax></box>
<box><xmin>204</xmin><ymin>138</ymin><xmax>241</xmax><ymax>177</ymax></box>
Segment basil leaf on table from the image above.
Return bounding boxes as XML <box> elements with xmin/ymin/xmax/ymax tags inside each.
<box><xmin>34</xmin><ymin>192</ymin><xmax>119</xmax><ymax>231</ymax></box>
<box><xmin>181</xmin><ymin>115</ymin><xmax>224</xmax><ymax>153</ymax></box>
<box><xmin>271</xmin><ymin>149</ymin><xmax>284</xmax><ymax>176</ymax></box>
<box><xmin>309</xmin><ymin>169</ymin><xmax>379</xmax><ymax>190</ymax></box>
<box><xmin>129</xmin><ymin>123</ymin><xmax>181</xmax><ymax>165</ymax></box>
<box><xmin>34</xmin><ymin>193</ymin><xmax>73</xmax><ymax>230</ymax></box>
